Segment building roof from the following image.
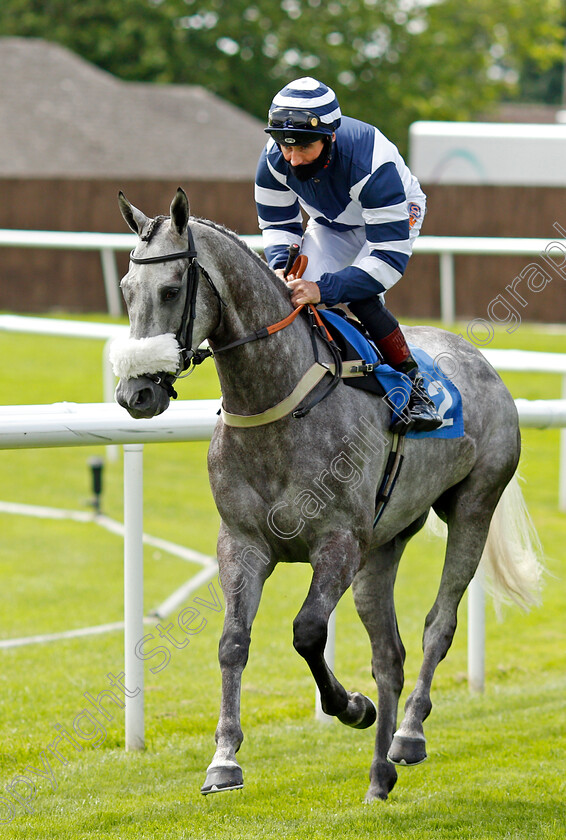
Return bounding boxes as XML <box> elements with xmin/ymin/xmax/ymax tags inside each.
<box><xmin>0</xmin><ymin>37</ymin><xmax>267</xmax><ymax>179</ymax></box>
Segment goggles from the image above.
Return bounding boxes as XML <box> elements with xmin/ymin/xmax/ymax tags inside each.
<box><xmin>265</xmin><ymin>108</ymin><xmax>333</xmax><ymax>146</ymax></box>
<box><xmin>267</xmin><ymin>108</ymin><xmax>324</xmax><ymax>131</ymax></box>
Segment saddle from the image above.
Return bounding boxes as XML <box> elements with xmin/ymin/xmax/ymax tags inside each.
<box><xmin>319</xmin><ymin>308</ymin><xmax>384</xmax><ymax>396</ymax></box>
<box><xmin>318</xmin><ymin>307</ymin><xmax>464</xmax><ymax>441</ymax></box>
<box><xmin>282</xmin><ymin>251</ymin><xmax>463</xmax><ymax>441</ymax></box>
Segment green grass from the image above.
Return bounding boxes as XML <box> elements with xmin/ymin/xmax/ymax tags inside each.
<box><xmin>0</xmin><ymin>315</ymin><xmax>565</xmax><ymax>838</ymax></box>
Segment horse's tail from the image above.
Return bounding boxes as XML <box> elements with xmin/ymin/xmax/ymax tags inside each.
<box><xmin>479</xmin><ymin>473</ymin><xmax>545</xmax><ymax>616</ymax></box>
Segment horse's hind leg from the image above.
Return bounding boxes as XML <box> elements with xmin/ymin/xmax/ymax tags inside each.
<box><xmin>352</xmin><ymin>515</ymin><xmax>427</xmax><ymax>802</ymax></box>
<box><xmin>293</xmin><ymin>530</ymin><xmax>377</xmax><ymax>730</ymax></box>
<box><xmin>388</xmin><ymin>487</ymin><xmax>502</xmax><ymax>767</ymax></box>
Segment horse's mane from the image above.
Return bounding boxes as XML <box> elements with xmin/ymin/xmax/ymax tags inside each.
<box><xmin>194</xmin><ymin>217</ymin><xmax>277</xmax><ymax>272</ymax></box>
<box><xmin>193</xmin><ymin>217</ymin><xmax>290</xmax><ymax>296</ymax></box>
<box><xmin>140</xmin><ymin>215</ymin><xmax>168</xmax><ymax>242</ymax></box>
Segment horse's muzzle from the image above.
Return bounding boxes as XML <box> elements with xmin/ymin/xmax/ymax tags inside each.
<box><xmin>115</xmin><ymin>376</ymin><xmax>171</xmax><ymax>419</ymax></box>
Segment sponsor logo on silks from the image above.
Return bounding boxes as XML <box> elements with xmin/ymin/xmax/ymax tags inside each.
<box><xmin>285</xmin><ymin>137</ymin><xmax>296</xmax><ymax>144</ymax></box>
<box><xmin>408</xmin><ymin>202</ymin><xmax>422</xmax><ymax>228</ymax></box>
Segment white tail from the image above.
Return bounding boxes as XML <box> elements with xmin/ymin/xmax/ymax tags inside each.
<box><xmin>480</xmin><ymin>474</ymin><xmax>544</xmax><ymax>616</ymax></box>
<box><xmin>426</xmin><ymin>473</ymin><xmax>545</xmax><ymax>616</ymax></box>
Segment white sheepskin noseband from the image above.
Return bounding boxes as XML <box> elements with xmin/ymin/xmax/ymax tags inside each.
<box><xmin>109</xmin><ymin>333</ymin><xmax>181</xmax><ymax>379</ymax></box>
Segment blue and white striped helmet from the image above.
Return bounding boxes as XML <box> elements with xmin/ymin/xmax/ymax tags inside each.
<box><xmin>265</xmin><ymin>77</ymin><xmax>341</xmax><ymax>144</ymax></box>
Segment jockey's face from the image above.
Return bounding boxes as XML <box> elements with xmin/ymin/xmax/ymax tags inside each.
<box><xmin>279</xmin><ymin>139</ymin><xmax>325</xmax><ymax>167</ymax></box>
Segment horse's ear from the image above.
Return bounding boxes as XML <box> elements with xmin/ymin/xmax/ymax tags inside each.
<box><xmin>170</xmin><ymin>188</ymin><xmax>190</xmax><ymax>237</ymax></box>
<box><xmin>118</xmin><ymin>191</ymin><xmax>151</xmax><ymax>236</ymax></box>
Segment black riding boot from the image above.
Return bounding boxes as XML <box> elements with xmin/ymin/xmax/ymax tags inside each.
<box><xmin>387</xmin><ymin>351</ymin><xmax>443</xmax><ymax>434</ymax></box>
<box><xmin>349</xmin><ymin>297</ymin><xmax>442</xmax><ymax>434</ymax></box>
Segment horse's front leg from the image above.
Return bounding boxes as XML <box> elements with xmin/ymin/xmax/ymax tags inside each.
<box><xmin>293</xmin><ymin>529</ymin><xmax>376</xmax><ymax>729</ymax></box>
<box><xmin>201</xmin><ymin>528</ymin><xmax>272</xmax><ymax>795</ymax></box>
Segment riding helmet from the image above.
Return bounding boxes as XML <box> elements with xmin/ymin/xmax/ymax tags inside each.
<box><xmin>265</xmin><ymin>77</ymin><xmax>341</xmax><ymax>145</ymax></box>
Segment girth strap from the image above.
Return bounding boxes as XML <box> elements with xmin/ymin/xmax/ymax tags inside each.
<box><xmin>220</xmin><ymin>362</ymin><xmax>333</xmax><ymax>427</ymax></box>
<box><xmin>373</xmin><ymin>433</ymin><xmax>405</xmax><ymax>527</ymax></box>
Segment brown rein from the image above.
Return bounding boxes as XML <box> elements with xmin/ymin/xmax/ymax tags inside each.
<box><xmin>218</xmin><ymin>252</ymin><xmax>343</xmax><ymax>423</ymax></box>
<box><xmin>212</xmin><ymin>253</ymin><xmax>333</xmax><ymax>356</ymax></box>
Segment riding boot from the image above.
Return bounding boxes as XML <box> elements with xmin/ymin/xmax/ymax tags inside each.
<box><xmin>375</xmin><ymin>326</ymin><xmax>443</xmax><ymax>434</ymax></box>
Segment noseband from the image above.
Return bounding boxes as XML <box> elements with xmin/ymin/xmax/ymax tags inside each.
<box><xmin>129</xmin><ymin>223</ymin><xmax>224</xmax><ymax>397</ymax></box>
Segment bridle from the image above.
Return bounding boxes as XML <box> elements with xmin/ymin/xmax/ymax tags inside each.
<box><xmin>128</xmin><ymin>222</ymin><xmax>343</xmax><ymax>417</ymax></box>
<box><xmin>128</xmin><ymin>223</ymin><xmax>224</xmax><ymax>397</ymax></box>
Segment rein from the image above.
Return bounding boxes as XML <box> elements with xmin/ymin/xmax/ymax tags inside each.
<box><xmin>212</xmin><ymin>252</ymin><xmax>343</xmax><ymax>420</ymax></box>
<box><xmin>128</xmin><ymin>224</ymin><xmax>342</xmax><ymax>418</ymax></box>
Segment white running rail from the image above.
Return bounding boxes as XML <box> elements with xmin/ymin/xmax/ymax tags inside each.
<box><xmin>3</xmin><ymin>314</ymin><xmax>565</xmax><ymax>508</ymax></box>
<box><xmin>0</xmin><ymin>397</ymin><xmax>564</xmax><ymax>741</ymax></box>
<box><xmin>1</xmin><ymin>228</ymin><xmax>565</xmax><ymax>321</ymax></box>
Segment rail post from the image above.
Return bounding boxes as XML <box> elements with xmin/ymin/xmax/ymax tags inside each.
<box><xmin>467</xmin><ymin>568</ymin><xmax>486</xmax><ymax>693</ymax></box>
<box><xmin>100</xmin><ymin>247</ymin><xmax>123</xmax><ymax>317</ymax></box>
<box><xmin>123</xmin><ymin>443</ymin><xmax>145</xmax><ymax>750</ymax></box>
<box><xmin>439</xmin><ymin>251</ymin><xmax>456</xmax><ymax>325</ymax></box>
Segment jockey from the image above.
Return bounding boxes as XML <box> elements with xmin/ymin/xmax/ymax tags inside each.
<box><xmin>255</xmin><ymin>76</ymin><xmax>442</xmax><ymax>434</ymax></box>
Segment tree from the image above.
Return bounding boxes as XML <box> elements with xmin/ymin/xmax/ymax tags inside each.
<box><xmin>1</xmin><ymin>0</ymin><xmax>564</xmax><ymax>151</ymax></box>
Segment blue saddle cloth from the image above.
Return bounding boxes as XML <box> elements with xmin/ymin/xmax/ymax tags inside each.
<box><xmin>319</xmin><ymin>309</ymin><xmax>464</xmax><ymax>440</ymax></box>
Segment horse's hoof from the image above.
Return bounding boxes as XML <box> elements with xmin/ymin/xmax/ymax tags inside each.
<box><xmin>365</xmin><ymin>759</ymin><xmax>398</xmax><ymax>801</ymax></box>
<box><xmin>337</xmin><ymin>692</ymin><xmax>376</xmax><ymax>729</ymax></box>
<box><xmin>387</xmin><ymin>733</ymin><xmax>427</xmax><ymax>766</ymax></box>
<box><xmin>201</xmin><ymin>763</ymin><xmax>243</xmax><ymax>795</ymax></box>
<box><xmin>364</xmin><ymin>787</ymin><xmax>389</xmax><ymax>803</ymax></box>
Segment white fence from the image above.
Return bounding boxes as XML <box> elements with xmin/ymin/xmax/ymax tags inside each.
<box><xmin>0</xmin><ymin>397</ymin><xmax>565</xmax><ymax>745</ymax></box>
<box><xmin>0</xmin><ymin>314</ymin><xmax>128</xmax><ymax>414</ymax></box>
<box><xmin>2</xmin><ymin>316</ymin><xmax>565</xmax><ymax>709</ymax></box>
<box><xmin>1</xmin><ymin>228</ymin><xmax>565</xmax><ymax>322</ymax></box>
<box><xmin>0</xmin><ymin>401</ymin><xmax>217</xmax><ymax>752</ymax></box>
<box><xmin>3</xmin><ymin>312</ymin><xmax>566</xmax><ymax>508</ymax></box>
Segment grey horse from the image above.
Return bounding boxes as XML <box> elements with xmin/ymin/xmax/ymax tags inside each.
<box><xmin>111</xmin><ymin>188</ymin><xmax>542</xmax><ymax>803</ymax></box>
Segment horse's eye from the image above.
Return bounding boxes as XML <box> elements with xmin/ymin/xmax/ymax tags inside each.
<box><xmin>162</xmin><ymin>287</ymin><xmax>181</xmax><ymax>302</ymax></box>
